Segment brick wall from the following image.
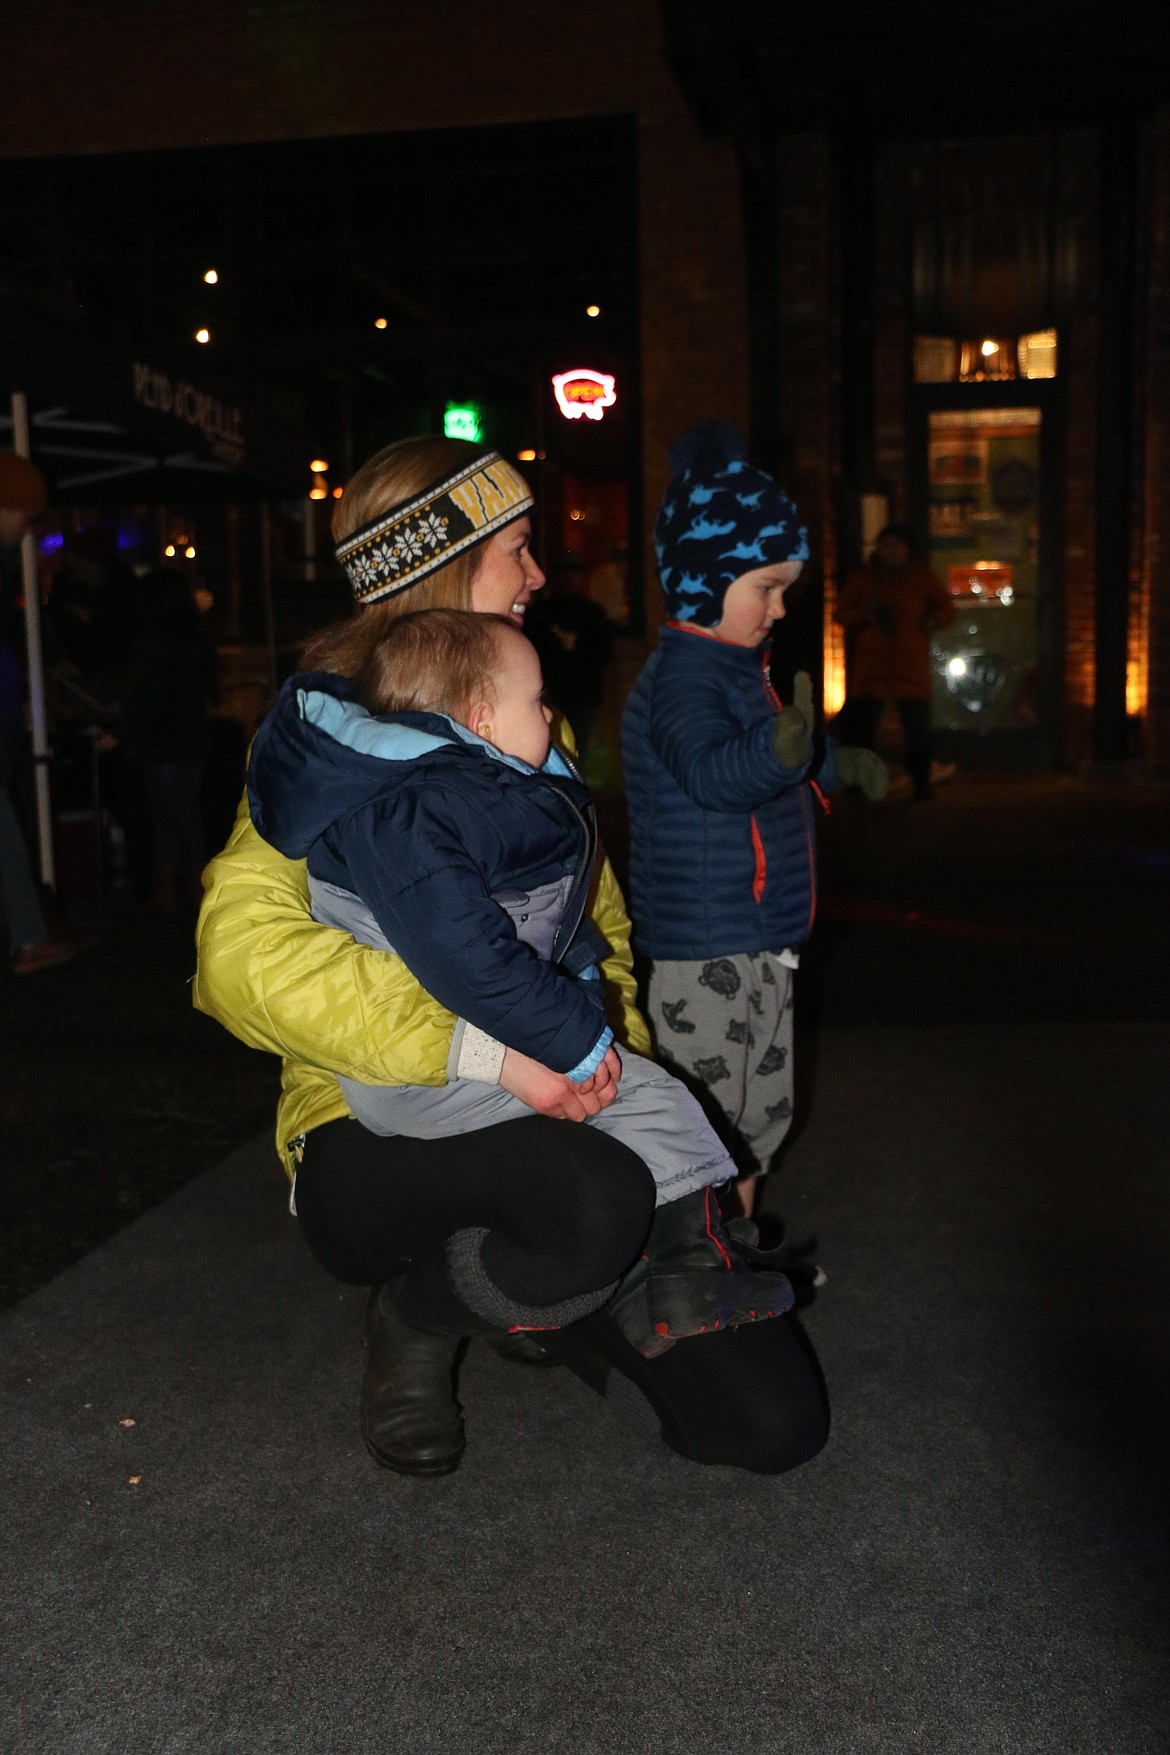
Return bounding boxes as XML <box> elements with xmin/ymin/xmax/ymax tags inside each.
<box><xmin>1143</xmin><ymin>108</ymin><xmax>1170</xmax><ymax>773</ymax></box>
<box><xmin>775</xmin><ymin>137</ymin><xmax>834</xmax><ymax>572</ymax></box>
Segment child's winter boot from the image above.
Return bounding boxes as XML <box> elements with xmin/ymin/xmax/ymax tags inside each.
<box><xmin>606</xmin><ymin>1187</ymin><xmax>794</xmax><ymax>1358</ymax></box>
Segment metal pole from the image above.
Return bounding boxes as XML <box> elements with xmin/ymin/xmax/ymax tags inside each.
<box><xmin>10</xmin><ymin>391</ymin><xmax>56</xmax><ymax>888</ymax></box>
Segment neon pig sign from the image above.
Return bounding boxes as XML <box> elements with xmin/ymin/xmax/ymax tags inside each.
<box><xmin>552</xmin><ymin>368</ymin><xmax>617</xmax><ymax>422</ymax></box>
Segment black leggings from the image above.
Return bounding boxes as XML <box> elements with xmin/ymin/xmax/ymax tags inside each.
<box><xmin>296</xmin><ymin>1116</ymin><xmax>828</xmax><ymax>1475</ymax></box>
<box><xmin>296</xmin><ymin>1115</ymin><xmax>656</xmax><ymax>1305</ymax></box>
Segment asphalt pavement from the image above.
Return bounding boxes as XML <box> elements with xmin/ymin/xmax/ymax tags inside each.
<box><xmin>2</xmin><ymin>769</ymin><xmax>1167</xmax><ymax>1751</ymax></box>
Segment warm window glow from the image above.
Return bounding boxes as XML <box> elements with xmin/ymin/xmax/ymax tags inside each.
<box><xmin>309</xmin><ymin>458</ymin><xmax>329</xmax><ymax>474</ymax></box>
<box><xmin>913</xmin><ymin>337</ymin><xmax>959</xmax><ymax>383</ymax></box>
<box><xmin>1018</xmin><ymin>328</ymin><xmax>1058</xmax><ymax>379</ymax></box>
<box><xmin>959</xmin><ymin>339</ymin><xmax>1015</xmax><ymax>381</ymax></box>
<box><xmin>309</xmin><ymin>486</ymin><xmax>327</xmax><ymax>501</ymax></box>
<box><xmin>1128</xmin><ymin>566</ymin><xmax>1150</xmax><ymax>715</ymax></box>
<box><xmin>1126</xmin><ymin>660</ymin><xmax>1146</xmax><ymax>716</ymax></box>
<box><xmin>374</xmin><ymin>317</ymin><xmax>388</xmax><ymax>329</ymax></box>
<box><xmin>164</xmin><ymin>544</ymin><xmax>176</xmax><ymax>557</ymax></box>
<box><xmin>822</xmin><ymin>596</ymin><xmax>846</xmax><ymax>716</ymax></box>
<box><xmin>586</xmin><ymin>304</ymin><xmax>601</xmax><ymax>318</ymax></box>
<box><xmin>194</xmin><ymin>328</ymin><xmax>210</xmax><ymax>345</ymax></box>
<box><xmin>332</xmin><ymin>486</ymin><xmax>343</xmax><ymax>499</ymax></box>
<box><xmin>184</xmin><ymin>545</ymin><xmax>196</xmax><ymax>559</ymax></box>
<box><xmin>517</xmin><ymin>449</ymin><xmax>537</xmax><ymax>461</ymax></box>
<box><xmin>203</xmin><ymin>269</ymin><xmax>218</xmax><ymax>285</ymax></box>
<box><xmin>918</xmin><ymin>333</ymin><xmax>1056</xmax><ymax>385</ymax></box>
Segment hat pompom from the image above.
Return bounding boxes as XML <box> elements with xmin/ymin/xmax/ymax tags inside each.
<box><xmin>667</xmin><ymin>421</ymin><xmax>747</xmax><ymax>481</ymax></box>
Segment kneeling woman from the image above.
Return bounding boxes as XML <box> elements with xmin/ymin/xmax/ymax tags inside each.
<box><xmin>193</xmin><ymin>435</ymin><xmax>828</xmax><ymax>1477</ymax></box>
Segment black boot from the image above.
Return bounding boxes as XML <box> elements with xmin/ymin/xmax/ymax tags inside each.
<box><xmin>607</xmin><ymin>1187</ymin><xmax>794</xmax><ymax>1358</ymax></box>
<box><xmin>361</xmin><ymin>1282</ymin><xmax>466</xmax><ymax>1478</ymax></box>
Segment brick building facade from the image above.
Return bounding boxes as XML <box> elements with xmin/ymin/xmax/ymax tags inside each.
<box><xmin>4</xmin><ymin>0</ymin><xmax>1168</xmax><ymax>770</ymax></box>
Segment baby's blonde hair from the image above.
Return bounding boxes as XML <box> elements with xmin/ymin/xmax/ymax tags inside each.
<box><xmin>356</xmin><ymin>609</ymin><xmax>517</xmax><ymax>725</ymax></box>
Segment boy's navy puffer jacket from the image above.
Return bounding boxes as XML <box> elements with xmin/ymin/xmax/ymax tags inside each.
<box><xmin>247</xmin><ymin>671</ymin><xmax>609</xmax><ymax>1078</ymax></box>
<box><xmin>620</xmin><ymin>624</ymin><xmax>838</xmax><ymax>960</ymax></box>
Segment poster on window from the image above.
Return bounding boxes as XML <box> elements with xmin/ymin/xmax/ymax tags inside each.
<box><xmin>929</xmin><ymin>437</ymin><xmax>987</xmax><ymax>486</ymax></box>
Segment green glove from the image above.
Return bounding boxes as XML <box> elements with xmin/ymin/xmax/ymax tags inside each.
<box><xmin>835</xmin><ymin>744</ymin><xmax>889</xmax><ymax>801</ymax></box>
<box><xmin>770</xmin><ymin>671</ymin><xmax>815</xmax><ymax>769</ymax></box>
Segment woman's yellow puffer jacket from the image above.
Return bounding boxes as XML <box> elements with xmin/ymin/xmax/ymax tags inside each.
<box><xmin>192</xmin><ymin>755</ymin><xmax>651</xmax><ymax>1181</ymax></box>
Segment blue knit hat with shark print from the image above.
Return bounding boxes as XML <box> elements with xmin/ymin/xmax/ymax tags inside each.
<box><xmin>655</xmin><ymin>422</ymin><xmax>809</xmax><ymax>626</ymax></box>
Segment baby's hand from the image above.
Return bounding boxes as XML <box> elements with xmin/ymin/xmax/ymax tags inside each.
<box><xmin>599</xmin><ymin>1045</ymin><xmax>623</xmax><ymax>1090</ymax></box>
<box><xmin>576</xmin><ymin>1047</ymin><xmax>622</xmax><ymax>1097</ymax></box>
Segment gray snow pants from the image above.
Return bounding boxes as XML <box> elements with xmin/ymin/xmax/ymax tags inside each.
<box><xmin>648</xmin><ymin>951</ymin><xmax>796</xmax><ymax>1177</ymax></box>
<box><xmin>338</xmin><ymin>1049</ymin><xmax>734</xmax><ymax>1206</ymax></box>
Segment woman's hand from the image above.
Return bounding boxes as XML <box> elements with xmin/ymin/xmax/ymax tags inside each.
<box><xmin>499</xmin><ymin>1045</ymin><xmax>621</xmax><ymax>1121</ymax></box>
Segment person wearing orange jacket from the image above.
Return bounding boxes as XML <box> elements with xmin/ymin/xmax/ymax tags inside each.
<box><xmin>834</xmin><ymin>524</ymin><xmax>955</xmax><ymax>799</ymax></box>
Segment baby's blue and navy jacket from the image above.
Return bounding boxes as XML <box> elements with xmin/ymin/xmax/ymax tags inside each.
<box><xmin>247</xmin><ymin>671</ymin><xmax>611</xmax><ymax>1080</ymax></box>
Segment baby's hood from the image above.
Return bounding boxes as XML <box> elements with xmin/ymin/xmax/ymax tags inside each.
<box><xmin>247</xmin><ymin>671</ymin><xmax>582</xmax><ymax>861</ymax></box>
<box><xmin>247</xmin><ymin>670</ymin><xmax>472</xmax><ymax>859</ymax></box>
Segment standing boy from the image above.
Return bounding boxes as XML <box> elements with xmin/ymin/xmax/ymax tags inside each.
<box><xmin>621</xmin><ymin>425</ymin><xmax>886</xmax><ymax>1215</ymax></box>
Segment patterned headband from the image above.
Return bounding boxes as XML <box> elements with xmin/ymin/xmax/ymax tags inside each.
<box><xmin>336</xmin><ymin>451</ymin><xmax>535</xmax><ymax>605</ymax></box>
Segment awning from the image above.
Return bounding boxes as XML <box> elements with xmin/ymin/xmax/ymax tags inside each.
<box><xmin>1</xmin><ymin>293</ymin><xmax>307</xmax><ymax>503</ymax></box>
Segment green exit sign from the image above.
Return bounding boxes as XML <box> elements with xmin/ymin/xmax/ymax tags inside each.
<box><xmin>444</xmin><ymin>404</ymin><xmax>482</xmax><ymax>442</ymax></box>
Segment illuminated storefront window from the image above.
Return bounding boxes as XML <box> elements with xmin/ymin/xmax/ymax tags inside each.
<box><xmin>914</xmin><ymin>331</ymin><xmax>1059</xmax><ymax>384</ymax></box>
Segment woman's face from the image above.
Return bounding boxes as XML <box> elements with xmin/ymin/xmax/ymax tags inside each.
<box><xmin>470</xmin><ymin>517</ymin><xmax>545</xmax><ymax>626</ymax></box>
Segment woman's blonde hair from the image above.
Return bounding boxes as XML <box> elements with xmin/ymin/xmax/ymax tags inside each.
<box><xmin>301</xmin><ymin>435</ymin><xmax>491</xmax><ymax>676</ymax></box>
<box><xmin>356</xmin><ymin>609</ymin><xmax>515</xmax><ymax>724</ymax></box>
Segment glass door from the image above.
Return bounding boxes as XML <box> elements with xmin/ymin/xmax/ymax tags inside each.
<box><xmin>926</xmin><ymin>405</ymin><xmax>1043</xmax><ymax>737</ymax></box>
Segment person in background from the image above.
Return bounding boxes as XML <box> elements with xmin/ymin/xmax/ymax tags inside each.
<box><xmin>587</xmin><ymin>545</ymin><xmax>630</xmax><ymax>626</ymax></box>
<box><xmin>833</xmin><ymin>523</ymin><xmax>955</xmax><ymax>800</ymax></box>
<box><xmin>621</xmin><ymin>423</ymin><xmax>887</xmax><ymax>1218</ymax></box>
<box><xmin>0</xmin><ymin>453</ymin><xmax>75</xmax><ymax>974</ymax></box>
<box><xmin>523</xmin><ymin>553</ymin><xmax>613</xmax><ymax>756</ymax></box>
<box><xmin>46</xmin><ymin>525</ymin><xmax>138</xmax><ymax>720</ymax></box>
<box><xmin>121</xmin><ymin>568</ymin><xmax>217</xmax><ymax>912</ymax></box>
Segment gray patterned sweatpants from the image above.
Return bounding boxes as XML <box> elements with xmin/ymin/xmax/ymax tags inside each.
<box><xmin>648</xmin><ymin>951</ymin><xmax>796</xmax><ymax>1177</ymax></box>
